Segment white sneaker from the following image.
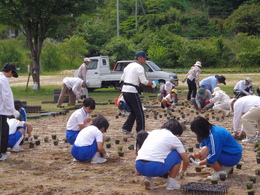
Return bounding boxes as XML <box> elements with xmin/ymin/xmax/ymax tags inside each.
<box><xmin>90</xmin><ymin>157</ymin><xmax>107</xmax><ymax>164</ymax></box>
<box><xmin>73</xmin><ymin>158</ymin><xmax>78</xmax><ymax>162</ymax></box>
<box><xmin>1</xmin><ymin>152</ymin><xmax>11</xmax><ymax>157</ymax></box>
<box><xmin>224</xmin><ymin>110</ymin><xmax>230</xmax><ymax>117</ymax></box>
<box><xmin>164</xmin><ymin>107</ymin><xmax>168</xmax><ymax>110</ymax></box>
<box><xmin>166</xmin><ymin>177</ymin><xmax>180</xmax><ymax>190</ymax></box>
<box><xmin>222</xmin><ymin>166</ymin><xmax>233</xmax><ymax>175</ymax></box>
<box><xmin>207</xmin><ymin>171</ymin><xmax>226</xmax><ymax>180</ymax></box>
<box><xmin>143</xmin><ymin>177</ymin><xmax>155</xmax><ymax>190</ymax></box>
<box><xmin>0</xmin><ymin>154</ymin><xmax>7</xmax><ymax>161</ymax></box>
<box><xmin>11</xmin><ymin>146</ymin><xmax>24</xmax><ymax>152</ymax></box>
<box><xmin>242</xmin><ymin>138</ymin><xmax>257</xmax><ymax>143</ymax></box>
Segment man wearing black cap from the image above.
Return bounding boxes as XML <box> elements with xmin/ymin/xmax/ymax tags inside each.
<box><xmin>199</xmin><ymin>75</ymin><xmax>226</xmax><ymax>93</ymax></box>
<box><xmin>120</xmin><ymin>51</ymin><xmax>156</xmax><ymax>135</ymax></box>
<box><xmin>0</xmin><ymin>63</ymin><xmax>20</xmax><ymax>160</ymax></box>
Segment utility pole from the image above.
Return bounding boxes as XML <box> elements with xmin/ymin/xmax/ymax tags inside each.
<box><xmin>135</xmin><ymin>0</ymin><xmax>138</xmax><ymax>30</ymax></box>
<box><xmin>116</xmin><ymin>0</ymin><xmax>120</xmax><ymax>36</ymax></box>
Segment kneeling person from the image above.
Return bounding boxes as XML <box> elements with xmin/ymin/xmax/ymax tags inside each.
<box><xmin>71</xmin><ymin>115</ymin><xmax>110</xmax><ymax>163</ymax></box>
<box><xmin>161</xmin><ymin>89</ymin><xmax>178</xmax><ymax>110</ymax></box>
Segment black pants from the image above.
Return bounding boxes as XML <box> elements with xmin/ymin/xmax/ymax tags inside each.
<box><xmin>122</xmin><ymin>92</ymin><xmax>145</xmax><ymax>132</ymax></box>
<box><xmin>187</xmin><ymin>78</ymin><xmax>197</xmax><ymax>100</ymax></box>
<box><xmin>0</xmin><ymin>115</ymin><xmax>9</xmax><ymax>154</ymax></box>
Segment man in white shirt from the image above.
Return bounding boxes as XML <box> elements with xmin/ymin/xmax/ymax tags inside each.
<box><xmin>57</xmin><ymin>77</ymin><xmax>87</xmax><ymax>107</ymax></box>
<box><xmin>231</xmin><ymin>95</ymin><xmax>260</xmax><ymax>143</ymax></box>
<box><xmin>77</xmin><ymin>57</ymin><xmax>91</xmax><ymax>98</ymax></box>
<box><xmin>0</xmin><ymin>63</ymin><xmax>20</xmax><ymax>161</ymax></box>
<box><xmin>233</xmin><ymin>78</ymin><xmax>253</xmax><ymax>98</ymax></box>
<box><xmin>120</xmin><ymin>51</ymin><xmax>156</xmax><ymax>135</ymax></box>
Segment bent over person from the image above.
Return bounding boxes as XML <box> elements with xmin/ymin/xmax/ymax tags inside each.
<box><xmin>120</xmin><ymin>51</ymin><xmax>156</xmax><ymax>135</ymax></box>
<box><xmin>57</xmin><ymin>77</ymin><xmax>87</xmax><ymax>107</ymax></box>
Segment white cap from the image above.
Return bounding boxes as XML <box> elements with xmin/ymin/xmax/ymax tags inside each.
<box><xmin>194</xmin><ymin>61</ymin><xmax>202</xmax><ymax>67</ymax></box>
<box><xmin>246</xmin><ymin>78</ymin><xmax>252</xmax><ymax>84</ymax></box>
<box><xmin>84</xmin><ymin>58</ymin><xmax>91</xmax><ymax>62</ymax></box>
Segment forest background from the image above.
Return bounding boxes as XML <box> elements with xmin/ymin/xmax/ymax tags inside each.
<box><xmin>0</xmin><ymin>0</ymin><xmax>259</xmax><ymax>75</ymax></box>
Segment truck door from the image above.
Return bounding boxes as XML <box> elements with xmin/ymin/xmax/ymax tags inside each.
<box><xmin>86</xmin><ymin>59</ymin><xmax>101</xmax><ymax>88</ymax></box>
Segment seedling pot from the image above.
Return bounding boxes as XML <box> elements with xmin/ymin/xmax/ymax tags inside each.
<box><xmin>115</xmin><ymin>139</ymin><xmax>120</xmax><ymax>144</ymax></box>
<box><xmin>219</xmin><ymin>173</ymin><xmax>226</xmax><ymax>181</ymax></box>
<box><xmin>195</xmin><ymin>166</ymin><xmax>202</xmax><ymax>172</ymax></box>
<box><xmin>53</xmin><ymin>140</ymin><xmax>59</xmax><ymax>146</ymax></box>
<box><xmin>106</xmin><ymin>143</ymin><xmax>111</xmax><ymax>148</ymax></box>
<box><xmin>52</xmin><ymin>135</ymin><xmax>57</xmax><ymax>140</ymax></box>
<box><xmin>236</xmin><ymin>163</ymin><xmax>242</xmax><ymax>169</ymax></box>
<box><xmin>249</xmin><ymin>176</ymin><xmax>256</xmax><ymax>184</ymax></box>
<box><xmin>211</xmin><ymin>179</ymin><xmax>218</xmax><ymax>184</ymax></box>
<box><xmin>118</xmin><ymin>151</ymin><xmax>124</xmax><ymax>157</ymax></box>
<box><xmin>35</xmin><ymin>140</ymin><xmax>40</xmax><ymax>146</ymax></box>
<box><xmin>246</xmin><ymin>181</ymin><xmax>253</xmax><ymax>189</ymax></box>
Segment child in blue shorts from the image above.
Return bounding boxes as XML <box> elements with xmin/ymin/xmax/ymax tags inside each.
<box><xmin>66</xmin><ymin>98</ymin><xmax>95</xmax><ymax>145</ymax></box>
<box><xmin>189</xmin><ymin>116</ymin><xmax>243</xmax><ymax>180</ymax></box>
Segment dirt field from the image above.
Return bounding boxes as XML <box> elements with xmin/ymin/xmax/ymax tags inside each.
<box><xmin>1</xmin><ymin>72</ymin><xmax>260</xmax><ymax>195</ymax></box>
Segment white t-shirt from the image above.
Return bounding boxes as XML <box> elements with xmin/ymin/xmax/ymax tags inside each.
<box><xmin>74</xmin><ymin>125</ymin><xmax>103</xmax><ymax>147</ymax></box>
<box><xmin>136</xmin><ymin>129</ymin><xmax>185</xmax><ymax>163</ymax></box>
<box><xmin>7</xmin><ymin>118</ymin><xmax>25</xmax><ymax>135</ymax></box>
<box><xmin>163</xmin><ymin>94</ymin><xmax>175</xmax><ymax>103</ymax></box>
<box><xmin>66</xmin><ymin>108</ymin><xmax>89</xmax><ymax>131</ymax></box>
<box><xmin>63</xmin><ymin>77</ymin><xmax>83</xmax><ymax>99</ymax></box>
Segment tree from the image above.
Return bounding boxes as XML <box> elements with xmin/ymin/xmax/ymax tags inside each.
<box><xmin>0</xmin><ymin>0</ymin><xmax>97</xmax><ymax>89</ymax></box>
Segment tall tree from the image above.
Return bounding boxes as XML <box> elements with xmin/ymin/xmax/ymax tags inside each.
<box><xmin>0</xmin><ymin>0</ymin><xmax>97</xmax><ymax>89</ymax></box>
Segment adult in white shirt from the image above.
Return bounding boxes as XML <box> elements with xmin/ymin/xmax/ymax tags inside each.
<box><xmin>77</xmin><ymin>57</ymin><xmax>91</xmax><ymax>98</ymax></box>
<box><xmin>7</xmin><ymin>117</ymin><xmax>33</xmax><ymax>152</ymax></box>
<box><xmin>206</xmin><ymin>87</ymin><xmax>231</xmax><ymax>116</ymax></box>
<box><xmin>231</xmin><ymin>95</ymin><xmax>260</xmax><ymax>143</ymax></box>
<box><xmin>71</xmin><ymin>115</ymin><xmax>110</xmax><ymax>164</ymax></box>
<box><xmin>57</xmin><ymin>77</ymin><xmax>87</xmax><ymax>107</ymax></box>
<box><xmin>135</xmin><ymin>119</ymin><xmax>189</xmax><ymax>191</ymax></box>
<box><xmin>120</xmin><ymin>51</ymin><xmax>156</xmax><ymax>135</ymax></box>
<box><xmin>233</xmin><ymin>78</ymin><xmax>253</xmax><ymax>98</ymax></box>
<box><xmin>0</xmin><ymin>63</ymin><xmax>20</xmax><ymax>161</ymax></box>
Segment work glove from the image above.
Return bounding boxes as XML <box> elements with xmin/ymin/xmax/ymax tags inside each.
<box><xmin>179</xmin><ymin>171</ymin><xmax>187</xmax><ymax>179</ymax></box>
<box><xmin>151</xmin><ymin>81</ymin><xmax>157</xmax><ymax>88</ymax></box>
<box><xmin>205</xmin><ymin>100</ymin><xmax>210</xmax><ymax>104</ymax></box>
<box><xmin>86</xmin><ymin>80</ymin><xmax>90</xmax><ymax>87</ymax></box>
<box><xmin>189</xmin><ymin>158</ymin><xmax>200</xmax><ymax>166</ymax></box>
<box><xmin>28</xmin><ymin>136</ymin><xmax>35</xmax><ymax>143</ymax></box>
<box><xmin>12</xmin><ymin>110</ymin><xmax>20</xmax><ymax>119</ymax></box>
<box><xmin>104</xmin><ymin>153</ymin><xmax>110</xmax><ymax>158</ymax></box>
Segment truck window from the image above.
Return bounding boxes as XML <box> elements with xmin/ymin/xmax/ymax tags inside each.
<box><xmin>146</xmin><ymin>61</ymin><xmax>162</xmax><ymax>71</ymax></box>
<box><xmin>102</xmin><ymin>59</ymin><xmax>107</xmax><ymax>66</ymax></box>
<box><xmin>143</xmin><ymin>64</ymin><xmax>152</xmax><ymax>72</ymax></box>
<box><xmin>87</xmin><ymin>60</ymin><xmax>98</xmax><ymax>70</ymax></box>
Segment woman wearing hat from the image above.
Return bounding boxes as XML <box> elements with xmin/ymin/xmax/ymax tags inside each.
<box><xmin>183</xmin><ymin>61</ymin><xmax>202</xmax><ymax>100</ymax></box>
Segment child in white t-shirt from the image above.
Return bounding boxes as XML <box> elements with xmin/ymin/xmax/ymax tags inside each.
<box><xmin>161</xmin><ymin>89</ymin><xmax>178</xmax><ymax>110</ymax></box>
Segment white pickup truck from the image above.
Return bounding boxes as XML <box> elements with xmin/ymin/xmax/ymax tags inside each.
<box><xmin>74</xmin><ymin>56</ymin><xmax>178</xmax><ymax>91</ymax></box>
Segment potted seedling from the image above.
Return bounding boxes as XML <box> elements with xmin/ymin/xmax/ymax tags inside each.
<box><xmin>128</xmin><ymin>144</ymin><xmax>134</xmax><ymax>150</ymax></box>
<box><xmin>195</xmin><ymin>166</ymin><xmax>202</xmax><ymax>172</ymax></box>
<box><xmin>44</xmin><ymin>136</ymin><xmax>49</xmax><ymax>143</ymax></box>
<box><xmin>53</xmin><ymin>140</ymin><xmax>59</xmax><ymax>146</ymax></box>
<box><xmin>256</xmin><ymin>157</ymin><xmax>260</xmax><ymax>164</ymax></box>
<box><xmin>33</xmin><ymin>135</ymin><xmax>39</xmax><ymax>139</ymax></box>
<box><xmin>195</xmin><ymin>143</ymin><xmax>200</xmax><ymax>149</ymax></box>
<box><xmin>219</xmin><ymin>173</ymin><xmax>227</xmax><ymax>181</ymax></box>
<box><xmin>117</xmin><ymin>146</ymin><xmax>123</xmax><ymax>151</ymax></box>
<box><xmin>255</xmin><ymin>169</ymin><xmax>260</xmax><ymax>176</ymax></box>
<box><xmin>106</xmin><ymin>142</ymin><xmax>111</xmax><ymax>148</ymax></box>
<box><xmin>236</xmin><ymin>163</ymin><xmax>242</xmax><ymax>169</ymax></box>
<box><xmin>247</xmin><ymin>189</ymin><xmax>254</xmax><ymax>195</ymax></box>
<box><xmin>52</xmin><ymin>134</ymin><xmax>57</xmax><ymax>140</ymax></box>
<box><xmin>115</xmin><ymin>139</ymin><xmax>120</xmax><ymax>144</ymax></box>
<box><xmin>118</xmin><ymin>151</ymin><xmax>124</xmax><ymax>157</ymax></box>
<box><xmin>29</xmin><ymin>142</ymin><xmax>34</xmax><ymax>148</ymax></box>
<box><xmin>188</xmin><ymin>147</ymin><xmax>193</xmax><ymax>152</ymax></box>
<box><xmin>24</xmin><ymin>137</ymin><xmax>28</xmax><ymax>141</ymax></box>
<box><xmin>123</xmin><ymin>137</ymin><xmax>128</xmax><ymax>142</ymax></box>
<box><xmin>211</xmin><ymin>179</ymin><xmax>218</xmax><ymax>184</ymax></box>
<box><xmin>105</xmin><ymin>136</ymin><xmax>111</xmax><ymax>142</ymax></box>
<box><xmin>115</xmin><ymin>115</ymin><xmax>119</xmax><ymax>119</ymax></box>
<box><xmin>35</xmin><ymin>140</ymin><xmax>40</xmax><ymax>146</ymax></box>
<box><xmin>146</xmin><ymin>114</ymin><xmax>149</xmax><ymax>118</ymax></box>
<box><xmin>63</xmin><ymin>138</ymin><xmax>68</xmax><ymax>143</ymax></box>
<box><xmin>249</xmin><ymin>176</ymin><xmax>256</xmax><ymax>184</ymax></box>
<box><xmin>246</xmin><ymin>181</ymin><xmax>253</xmax><ymax>189</ymax></box>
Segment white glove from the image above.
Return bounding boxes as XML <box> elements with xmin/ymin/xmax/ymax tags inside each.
<box><xmin>179</xmin><ymin>171</ymin><xmax>187</xmax><ymax>179</ymax></box>
<box><xmin>189</xmin><ymin>158</ymin><xmax>200</xmax><ymax>166</ymax></box>
<box><xmin>152</xmin><ymin>81</ymin><xmax>156</xmax><ymax>88</ymax></box>
<box><xmin>104</xmin><ymin>153</ymin><xmax>110</xmax><ymax>158</ymax></box>
<box><xmin>86</xmin><ymin>80</ymin><xmax>90</xmax><ymax>87</ymax></box>
<box><xmin>28</xmin><ymin>136</ymin><xmax>34</xmax><ymax>143</ymax></box>
<box><xmin>12</xmin><ymin>110</ymin><xmax>20</xmax><ymax>119</ymax></box>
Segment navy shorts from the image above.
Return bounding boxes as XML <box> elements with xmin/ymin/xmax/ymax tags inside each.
<box><xmin>71</xmin><ymin>140</ymin><xmax>97</xmax><ymax>161</ymax></box>
<box><xmin>66</xmin><ymin>130</ymin><xmax>80</xmax><ymax>145</ymax></box>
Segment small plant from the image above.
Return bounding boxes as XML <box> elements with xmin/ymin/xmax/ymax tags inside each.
<box><xmin>195</xmin><ymin>143</ymin><xmax>200</xmax><ymax>149</ymax></box>
<box><xmin>255</xmin><ymin>169</ymin><xmax>260</xmax><ymax>175</ymax></box>
<box><xmin>52</xmin><ymin>134</ymin><xmax>57</xmax><ymax>140</ymax></box>
<box><xmin>106</xmin><ymin>142</ymin><xmax>111</xmax><ymax>148</ymax></box>
<box><xmin>53</xmin><ymin>140</ymin><xmax>59</xmax><ymax>146</ymax></box>
<box><xmin>44</xmin><ymin>136</ymin><xmax>49</xmax><ymax>143</ymax></box>
<box><xmin>247</xmin><ymin>189</ymin><xmax>254</xmax><ymax>195</ymax></box>
<box><xmin>117</xmin><ymin>146</ymin><xmax>123</xmax><ymax>151</ymax></box>
<box><xmin>249</xmin><ymin>176</ymin><xmax>256</xmax><ymax>184</ymax></box>
<box><xmin>219</xmin><ymin>173</ymin><xmax>227</xmax><ymax>181</ymax></box>
<box><xmin>128</xmin><ymin>144</ymin><xmax>134</xmax><ymax>150</ymax></box>
<box><xmin>256</xmin><ymin>157</ymin><xmax>260</xmax><ymax>164</ymax></box>
<box><xmin>246</xmin><ymin>181</ymin><xmax>253</xmax><ymax>189</ymax></box>
<box><xmin>211</xmin><ymin>178</ymin><xmax>218</xmax><ymax>184</ymax></box>
<box><xmin>105</xmin><ymin>136</ymin><xmax>111</xmax><ymax>142</ymax></box>
<box><xmin>187</xmin><ymin>147</ymin><xmax>193</xmax><ymax>152</ymax></box>
<box><xmin>29</xmin><ymin>142</ymin><xmax>34</xmax><ymax>148</ymax></box>
<box><xmin>118</xmin><ymin>151</ymin><xmax>124</xmax><ymax>157</ymax></box>
<box><xmin>24</xmin><ymin>137</ymin><xmax>28</xmax><ymax>141</ymax></box>
<box><xmin>35</xmin><ymin>140</ymin><xmax>40</xmax><ymax>146</ymax></box>
<box><xmin>123</xmin><ymin>137</ymin><xmax>128</xmax><ymax>142</ymax></box>
<box><xmin>33</xmin><ymin>135</ymin><xmax>39</xmax><ymax>139</ymax></box>
<box><xmin>195</xmin><ymin>166</ymin><xmax>202</xmax><ymax>172</ymax></box>
<box><xmin>115</xmin><ymin>139</ymin><xmax>120</xmax><ymax>144</ymax></box>
<box><xmin>115</xmin><ymin>115</ymin><xmax>119</xmax><ymax>119</ymax></box>
<box><xmin>236</xmin><ymin>163</ymin><xmax>242</xmax><ymax>169</ymax></box>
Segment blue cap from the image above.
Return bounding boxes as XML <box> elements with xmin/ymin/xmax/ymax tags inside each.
<box><xmin>135</xmin><ymin>51</ymin><xmax>150</xmax><ymax>60</ymax></box>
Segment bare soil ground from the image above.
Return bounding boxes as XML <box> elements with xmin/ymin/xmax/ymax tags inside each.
<box><xmin>1</xmin><ymin>72</ymin><xmax>259</xmax><ymax>195</ymax></box>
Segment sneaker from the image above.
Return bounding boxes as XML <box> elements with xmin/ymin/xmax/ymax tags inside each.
<box><xmin>166</xmin><ymin>177</ymin><xmax>180</xmax><ymax>190</ymax></box>
<box><xmin>207</xmin><ymin>171</ymin><xmax>226</xmax><ymax>180</ymax></box>
<box><xmin>90</xmin><ymin>157</ymin><xmax>107</xmax><ymax>164</ymax></box>
<box><xmin>164</xmin><ymin>107</ymin><xmax>168</xmax><ymax>110</ymax></box>
<box><xmin>222</xmin><ymin>166</ymin><xmax>233</xmax><ymax>175</ymax></box>
<box><xmin>143</xmin><ymin>177</ymin><xmax>155</xmax><ymax>190</ymax></box>
<box><xmin>242</xmin><ymin>138</ymin><xmax>257</xmax><ymax>143</ymax></box>
<box><xmin>0</xmin><ymin>154</ymin><xmax>7</xmax><ymax>161</ymax></box>
<box><xmin>73</xmin><ymin>158</ymin><xmax>78</xmax><ymax>162</ymax></box>
<box><xmin>121</xmin><ymin>129</ymin><xmax>133</xmax><ymax>136</ymax></box>
<box><xmin>224</xmin><ymin>110</ymin><xmax>230</xmax><ymax>117</ymax></box>
<box><xmin>2</xmin><ymin>152</ymin><xmax>11</xmax><ymax>157</ymax></box>
<box><xmin>11</xmin><ymin>146</ymin><xmax>24</xmax><ymax>152</ymax></box>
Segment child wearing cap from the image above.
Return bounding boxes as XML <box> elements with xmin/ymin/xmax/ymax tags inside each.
<box><xmin>161</xmin><ymin>89</ymin><xmax>178</xmax><ymax>110</ymax></box>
